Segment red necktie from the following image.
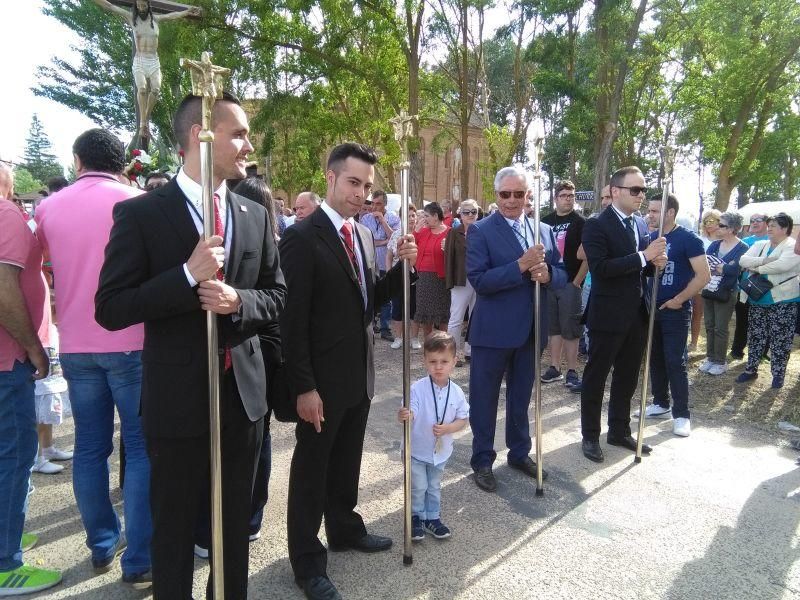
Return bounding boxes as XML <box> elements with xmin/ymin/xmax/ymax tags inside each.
<box><xmin>340</xmin><ymin>222</ymin><xmax>362</xmax><ymax>287</ymax></box>
<box><xmin>213</xmin><ymin>194</ymin><xmax>232</xmax><ymax>371</ymax></box>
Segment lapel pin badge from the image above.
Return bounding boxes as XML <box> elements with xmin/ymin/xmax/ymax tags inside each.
<box><xmin>240</xmin><ymin>205</ymin><xmax>247</xmax><ymax>212</ymax></box>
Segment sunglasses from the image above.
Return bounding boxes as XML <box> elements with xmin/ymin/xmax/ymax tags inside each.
<box><xmin>718</xmin><ymin>223</ymin><xmax>730</xmax><ymax>229</ymax></box>
<box><xmin>459</xmin><ymin>209</ymin><xmax>478</xmax><ymax>216</ymax></box>
<box><xmin>498</xmin><ymin>190</ymin><xmax>527</xmax><ymax>199</ymax></box>
<box><xmin>751</xmin><ymin>217</ymin><xmax>766</xmax><ymax>223</ymax></box>
<box><xmin>615</xmin><ymin>185</ymin><xmax>648</xmax><ymax>196</ymax></box>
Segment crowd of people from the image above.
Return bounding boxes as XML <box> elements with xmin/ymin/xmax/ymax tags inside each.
<box><xmin>1</xmin><ymin>91</ymin><xmax>799</xmax><ymax>599</ymax></box>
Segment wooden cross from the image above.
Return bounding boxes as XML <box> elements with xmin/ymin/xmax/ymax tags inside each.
<box><xmin>390</xmin><ymin>110</ymin><xmax>418</xmax><ymax>166</ymax></box>
<box><xmin>109</xmin><ymin>0</ymin><xmax>200</xmax><ymax>16</ymax></box>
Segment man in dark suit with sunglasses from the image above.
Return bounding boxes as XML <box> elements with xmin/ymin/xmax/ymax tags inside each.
<box><xmin>579</xmin><ymin>166</ymin><xmax>667</xmax><ymax>463</ymax></box>
<box><xmin>466</xmin><ymin>166</ymin><xmax>566</xmax><ymax>492</ymax></box>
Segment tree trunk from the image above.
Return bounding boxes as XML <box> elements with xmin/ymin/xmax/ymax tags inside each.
<box><xmin>459</xmin><ymin>0</ymin><xmax>470</xmax><ymax>200</ymax></box>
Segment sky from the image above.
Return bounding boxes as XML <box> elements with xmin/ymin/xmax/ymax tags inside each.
<box><xmin>1</xmin><ymin>1</ymin><xmax>708</xmax><ymax>221</ymax></box>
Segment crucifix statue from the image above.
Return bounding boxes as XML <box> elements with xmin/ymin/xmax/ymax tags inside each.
<box><xmin>91</xmin><ymin>0</ymin><xmax>201</xmax><ymax>148</ymax></box>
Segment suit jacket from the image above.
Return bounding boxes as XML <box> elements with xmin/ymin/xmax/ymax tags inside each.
<box><xmin>466</xmin><ymin>211</ymin><xmax>566</xmax><ymax>349</ymax></box>
<box><xmin>581</xmin><ymin>205</ymin><xmax>654</xmax><ymax>333</ymax></box>
<box><xmin>95</xmin><ymin>179</ymin><xmax>286</xmax><ymax>438</ymax></box>
<box><xmin>279</xmin><ymin>206</ymin><xmax>407</xmax><ymax>414</ymax></box>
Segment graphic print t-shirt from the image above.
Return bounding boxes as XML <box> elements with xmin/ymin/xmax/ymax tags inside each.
<box><xmin>542</xmin><ymin>210</ymin><xmax>585</xmax><ymax>280</ymax></box>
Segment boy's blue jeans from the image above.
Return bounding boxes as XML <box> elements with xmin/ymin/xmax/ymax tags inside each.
<box><xmin>410</xmin><ymin>457</ymin><xmax>445</xmax><ymax>521</ymax></box>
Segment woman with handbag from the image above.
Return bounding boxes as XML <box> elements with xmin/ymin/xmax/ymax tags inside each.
<box><xmin>700</xmin><ymin>212</ymin><xmax>749</xmax><ymax>375</ymax></box>
<box><xmin>736</xmin><ymin>213</ymin><xmax>800</xmax><ymax>389</ymax></box>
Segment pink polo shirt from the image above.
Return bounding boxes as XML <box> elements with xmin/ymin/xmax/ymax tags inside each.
<box><xmin>35</xmin><ymin>172</ymin><xmax>145</xmax><ymax>353</ymax></box>
<box><xmin>0</xmin><ymin>201</ymin><xmax>49</xmax><ymax>371</ymax></box>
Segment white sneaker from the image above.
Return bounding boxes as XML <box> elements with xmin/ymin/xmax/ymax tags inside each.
<box><xmin>390</xmin><ymin>338</ymin><xmax>403</xmax><ymax>349</ymax></box>
<box><xmin>633</xmin><ymin>404</ymin><xmax>671</xmax><ymax>419</ymax></box>
<box><xmin>32</xmin><ymin>456</ymin><xmax>64</xmax><ymax>474</ymax></box>
<box><xmin>42</xmin><ymin>446</ymin><xmax>73</xmax><ymax>461</ymax></box>
<box><xmin>698</xmin><ymin>359</ymin><xmax>712</xmax><ymax>373</ymax></box>
<box><xmin>707</xmin><ymin>363</ymin><xmax>728</xmax><ymax>376</ymax></box>
<box><xmin>411</xmin><ymin>339</ymin><xmax>422</xmax><ymax>350</ymax></box>
<box><xmin>673</xmin><ymin>417</ymin><xmax>691</xmax><ymax>437</ymax></box>
<box><xmin>249</xmin><ymin>531</ymin><xmax>261</xmax><ymax>542</ymax></box>
<box><xmin>193</xmin><ymin>544</ymin><xmax>209</xmax><ymax>559</ymax></box>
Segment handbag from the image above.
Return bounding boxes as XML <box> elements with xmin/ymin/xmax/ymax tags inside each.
<box><xmin>740</xmin><ymin>273</ymin><xmax>772</xmax><ymax>301</ymax></box>
<box><xmin>701</xmin><ymin>287</ymin><xmax>731</xmax><ymax>302</ymax></box>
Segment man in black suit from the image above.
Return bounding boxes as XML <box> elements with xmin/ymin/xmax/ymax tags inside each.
<box><xmin>579</xmin><ymin>166</ymin><xmax>667</xmax><ymax>463</ymax></box>
<box><xmin>95</xmin><ymin>92</ymin><xmax>286</xmax><ymax>599</ymax></box>
<box><xmin>280</xmin><ymin>143</ymin><xmax>417</xmax><ymax>600</ymax></box>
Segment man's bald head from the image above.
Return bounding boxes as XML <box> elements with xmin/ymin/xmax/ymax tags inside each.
<box><xmin>294</xmin><ymin>191</ymin><xmax>321</xmax><ymax>221</ymax></box>
<box><xmin>0</xmin><ymin>163</ymin><xmax>14</xmax><ymax>200</ymax></box>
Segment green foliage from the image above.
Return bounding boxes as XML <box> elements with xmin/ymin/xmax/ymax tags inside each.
<box><xmin>12</xmin><ymin>168</ymin><xmax>43</xmax><ymax>195</ymax></box>
<box><xmin>22</xmin><ymin>115</ymin><xmax>63</xmax><ymax>183</ymax></box>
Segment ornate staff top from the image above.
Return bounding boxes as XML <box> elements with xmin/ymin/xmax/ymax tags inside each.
<box><xmin>180</xmin><ymin>51</ymin><xmax>231</xmax><ymax>141</ymax></box>
<box><xmin>390</xmin><ymin>110</ymin><xmax>418</xmax><ymax>167</ymax></box>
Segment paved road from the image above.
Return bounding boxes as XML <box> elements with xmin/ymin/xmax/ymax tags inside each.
<box><xmin>23</xmin><ymin>340</ymin><xmax>800</xmax><ymax>599</ymax></box>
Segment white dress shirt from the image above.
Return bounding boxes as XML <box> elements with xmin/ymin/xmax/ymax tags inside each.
<box><xmin>177</xmin><ymin>169</ymin><xmax>232</xmax><ymax>286</ymax></box>
<box><xmin>320</xmin><ymin>201</ymin><xmax>367</xmax><ymax>307</ymax></box>
<box><xmin>609</xmin><ymin>203</ymin><xmax>647</xmax><ymax>268</ymax></box>
<box><xmin>406</xmin><ymin>376</ymin><xmax>470</xmax><ymax>466</ymax></box>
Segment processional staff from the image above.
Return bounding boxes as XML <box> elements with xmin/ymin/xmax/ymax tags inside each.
<box><xmin>180</xmin><ymin>50</ymin><xmax>231</xmax><ymax>599</ymax></box>
<box><xmin>635</xmin><ymin>145</ymin><xmax>675</xmax><ymax>463</ymax></box>
<box><xmin>390</xmin><ymin>110</ymin><xmax>419</xmax><ymax>566</ymax></box>
<box><xmin>531</xmin><ymin>134</ymin><xmax>545</xmax><ymax>495</ymax></box>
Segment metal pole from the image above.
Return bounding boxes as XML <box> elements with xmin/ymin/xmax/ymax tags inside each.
<box><xmin>635</xmin><ymin>147</ymin><xmax>673</xmax><ymax>463</ymax></box>
<box><xmin>391</xmin><ymin>110</ymin><xmax>417</xmax><ymax>566</ymax></box>
<box><xmin>182</xmin><ymin>51</ymin><xmax>230</xmax><ymax>599</ymax></box>
<box><xmin>532</xmin><ymin>140</ymin><xmax>544</xmax><ymax>496</ymax></box>
<box><xmin>200</xmin><ymin>139</ymin><xmax>225</xmax><ymax>599</ymax></box>
<box><xmin>400</xmin><ymin>165</ymin><xmax>413</xmax><ymax>566</ymax></box>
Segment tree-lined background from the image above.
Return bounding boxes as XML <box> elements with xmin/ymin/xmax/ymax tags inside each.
<box><xmin>33</xmin><ymin>0</ymin><xmax>800</xmax><ymax>211</ymax></box>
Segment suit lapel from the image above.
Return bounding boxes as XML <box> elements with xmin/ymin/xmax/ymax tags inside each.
<box><xmin>492</xmin><ymin>211</ymin><xmax>524</xmax><ymax>258</ymax></box>
<box><xmin>154</xmin><ymin>179</ymin><xmax>198</xmax><ymax>256</ymax></box>
<box><xmin>226</xmin><ymin>191</ymin><xmax>243</xmax><ymax>282</ymax></box>
<box><xmin>313</xmin><ymin>209</ymin><xmax>362</xmax><ymax>293</ymax></box>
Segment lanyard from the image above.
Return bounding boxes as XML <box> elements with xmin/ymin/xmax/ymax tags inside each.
<box><xmin>429</xmin><ymin>376</ymin><xmax>451</xmax><ymax>425</ymax></box>
<box><xmin>186</xmin><ymin>198</ymin><xmax>232</xmax><ymax>252</ymax></box>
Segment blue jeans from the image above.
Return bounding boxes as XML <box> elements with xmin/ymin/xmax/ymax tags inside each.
<box><xmin>61</xmin><ymin>352</ymin><xmax>151</xmax><ymax>576</ymax></box>
<box><xmin>0</xmin><ymin>361</ymin><xmax>37</xmax><ymax>571</ymax></box>
<box><xmin>649</xmin><ymin>307</ymin><xmax>691</xmax><ymax>419</ymax></box>
<box><xmin>410</xmin><ymin>457</ymin><xmax>445</xmax><ymax>521</ymax></box>
<box><xmin>378</xmin><ymin>270</ymin><xmax>392</xmax><ymax>332</ymax></box>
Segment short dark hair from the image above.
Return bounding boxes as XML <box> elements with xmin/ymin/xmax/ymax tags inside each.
<box><xmin>424</xmin><ymin>201</ymin><xmax>444</xmax><ymax>221</ymax></box>
<box><xmin>234</xmin><ymin>177</ymin><xmax>277</xmax><ymax>238</ymax></box>
<box><xmin>555</xmin><ymin>180</ymin><xmax>576</xmax><ymax>196</ymax></box>
<box><xmin>609</xmin><ymin>166</ymin><xmax>642</xmax><ymax>189</ymax></box>
<box><xmin>423</xmin><ymin>331</ymin><xmax>457</xmax><ymax>357</ymax></box>
<box><xmin>46</xmin><ymin>176</ymin><xmax>69</xmax><ymax>193</ymax></box>
<box><xmin>650</xmin><ymin>192</ymin><xmax>679</xmax><ymax>217</ymax></box>
<box><xmin>72</xmin><ymin>129</ymin><xmax>126</xmax><ymax>174</ymax></box>
<box><xmin>371</xmin><ymin>189</ymin><xmax>386</xmax><ymax>203</ymax></box>
<box><xmin>172</xmin><ymin>91</ymin><xmax>241</xmax><ymax>150</ymax></box>
<box><xmin>326</xmin><ymin>142</ymin><xmax>377</xmax><ymax>173</ymax></box>
<box><xmin>768</xmin><ymin>212</ymin><xmax>793</xmax><ymax>235</ymax></box>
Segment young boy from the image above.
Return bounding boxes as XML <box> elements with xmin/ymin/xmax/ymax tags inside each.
<box><xmin>398</xmin><ymin>332</ymin><xmax>469</xmax><ymax>540</ymax></box>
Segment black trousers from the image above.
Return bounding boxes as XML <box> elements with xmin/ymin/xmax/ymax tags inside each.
<box><xmin>287</xmin><ymin>395</ymin><xmax>371</xmax><ymax>580</ymax></box>
<box><xmin>147</xmin><ymin>370</ymin><xmax>263</xmax><ymax>600</ymax></box>
<box><xmin>731</xmin><ymin>299</ymin><xmax>748</xmax><ymax>355</ymax></box>
<box><xmin>581</xmin><ymin>303</ymin><xmax>648</xmax><ymax>442</ymax></box>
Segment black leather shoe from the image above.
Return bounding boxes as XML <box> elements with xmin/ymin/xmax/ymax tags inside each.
<box><xmin>380</xmin><ymin>330</ymin><xmax>395</xmax><ymax>341</ymax></box>
<box><xmin>329</xmin><ymin>533</ymin><xmax>392</xmax><ymax>553</ymax></box>
<box><xmin>473</xmin><ymin>466</ymin><xmax>497</xmax><ymax>492</ymax></box>
<box><xmin>607</xmin><ymin>434</ymin><xmax>651</xmax><ymax>454</ymax></box>
<box><xmin>507</xmin><ymin>456</ymin><xmax>548</xmax><ymax>481</ymax></box>
<box><xmin>582</xmin><ymin>440</ymin><xmax>604</xmax><ymax>463</ymax></box>
<box><xmin>295</xmin><ymin>576</ymin><xmax>342</xmax><ymax>600</ymax></box>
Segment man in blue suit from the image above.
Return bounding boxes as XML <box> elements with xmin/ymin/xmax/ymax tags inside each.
<box><xmin>466</xmin><ymin>166</ymin><xmax>566</xmax><ymax>492</ymax></box>
<box><xmin>579</xmin><ymin>165</ymin><xmax>667</xmax><ymax>463</ymax></box>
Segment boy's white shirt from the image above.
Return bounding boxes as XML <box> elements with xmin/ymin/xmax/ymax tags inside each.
<box><xmin>405</xmin><ymin>376</ymin><xmax>470</xmax><ymax>466</ymax></box>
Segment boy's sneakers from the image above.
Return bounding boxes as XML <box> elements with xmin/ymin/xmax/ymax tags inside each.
<box><xmin>673</xmin><ymin>418</ymin><xmax>691</xmax><ymax>437</ymax></box>
<box><xmin>411</xmin><ymin>516</ymin><xmax>425</xmax><ymax>541</ymax></box>
<box><xmin>0</xmin><ymin>564</ymin><xmax>62</xmax><ymax>596</ymax></box>
<box><xmin>423</xmin><ymin>519</ymin><xmax>451</xmax><ymax>540</ymax></box>
<box><xmin>698</xmin><ymin>359</ymin><xmax>712</xmax><ymax>373</ymax></box>
<box><xmin>564</xmin><ymin>370</ymin><xmax>581</xmax><ymax>389</ymax></box>
<box><xmin>390</xmin><ymin>338</ymin><xmax>403</xmax><ymax>349</ymax></box>
<box><xmin>42</xmin><ymin>446</ymin><xmax>73</xmax><ymax>461</ymax></box>
<box><xmin>411</xmin><ymin>339</ymin><xmax>422</xmax><ymax>350</ymax></box>
<box><xmin>541</xmin><ymin>366</ymin><xmax>563</xmax><ymax>383</ymax></box>
<box><xmin>32</xmin><ymin>456</ymin><xmax>63</xmax><ymax>475</ymax></box>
